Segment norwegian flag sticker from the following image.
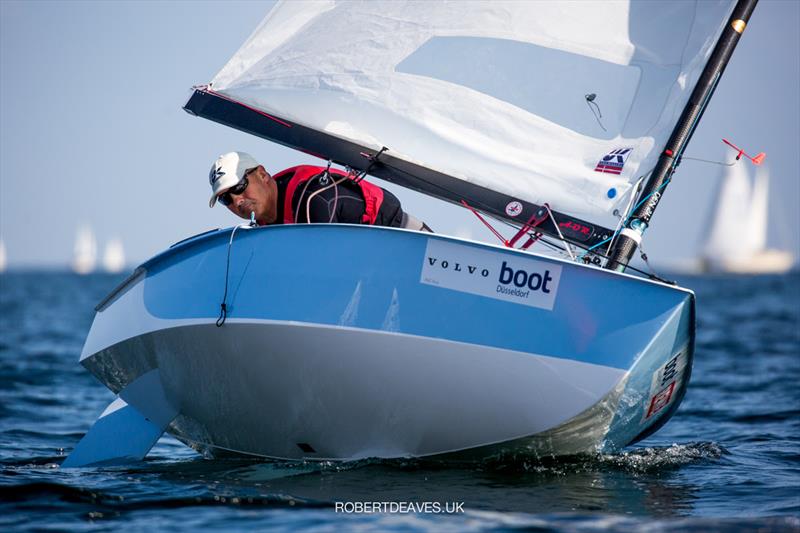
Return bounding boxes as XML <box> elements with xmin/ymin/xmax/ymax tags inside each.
<box><xmin>595</xmin><ymin>148</ymin><xmax>633</xmax><ymax>175</ymax></box>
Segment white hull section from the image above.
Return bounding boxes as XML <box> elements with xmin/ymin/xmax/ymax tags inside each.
<box><xmin>85</xmin><ymin>321</ymin><xmax>624</xmax><ymax>460</ymax></box>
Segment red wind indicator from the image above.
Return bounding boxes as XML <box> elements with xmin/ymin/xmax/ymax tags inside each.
<box><xmin>722</xmin><ymin>138</ymin><xmax>766</xmax><ymax>165</ymax></box>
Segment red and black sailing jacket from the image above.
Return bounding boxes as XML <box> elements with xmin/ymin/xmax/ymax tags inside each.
<box><xmin>273</xmin><ymin>165</ymin><xmax>404</xmax><ymax>227</ymax></box>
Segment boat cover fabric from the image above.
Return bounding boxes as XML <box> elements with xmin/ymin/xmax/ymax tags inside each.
<box><xmin>209</xmin><ymin>0</ymin><xmax>734</xmax><ymax>227</ymax></box>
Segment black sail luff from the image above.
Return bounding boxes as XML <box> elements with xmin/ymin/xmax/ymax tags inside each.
<box><xmin>605</xmin><ymin>0</ymin><xmax>759</xmax><ymax>272</ymax></box>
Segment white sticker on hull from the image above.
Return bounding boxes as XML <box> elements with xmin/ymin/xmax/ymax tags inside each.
<box><xmin>643</xmin><ymin>348</ymin><xmax>688</xmax><ymax>422</ymax></box>
<box><xmin>420</xmin><ymin>239</ymin><xmax>562</xmax><ymax>310</ymax></box>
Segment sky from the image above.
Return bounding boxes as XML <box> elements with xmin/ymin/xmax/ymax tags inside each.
<box><xmin>0</xmin><ymin>0</ymin><xmax>798</xmax><ymax>270</ymax></box>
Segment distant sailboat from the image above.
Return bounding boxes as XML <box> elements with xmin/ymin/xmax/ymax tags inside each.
<box><xmin>102</xmin><ymin>238</ymin><xmax>126</xmax><ymax>274</ymax></box>
<box><xmin>702</xmin><ymin>163</ymin><xmax>794</xmax><ymax>274</ymax></box>
<box><xmin>0</xmin><ymin>238</ymin><xmax>6</xmax><ymax>273</ymax></box>
<box><xmin>72</xmin><ymin>226</ymin><xmax>97</xmax><ymax>275</ymax></box>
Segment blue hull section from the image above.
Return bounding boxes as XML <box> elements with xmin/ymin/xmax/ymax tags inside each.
<box><xmin>142</xmin><ymin>225</ymin><xmax>689</xmax><ymax>371</ymax></box>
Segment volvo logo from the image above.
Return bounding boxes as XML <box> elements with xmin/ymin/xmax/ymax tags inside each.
<box><xmin>427</xmin><ymin>257</ymin><xmax>489</xmax><ymax>277</ymax></box>
<box><xmin>421</xmin><ymin>239</ymin><xmax>562</xmax><ymax>310</ymax></box>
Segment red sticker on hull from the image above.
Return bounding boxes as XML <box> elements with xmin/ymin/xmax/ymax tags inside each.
<box><xmin>645</xmin><ymin>381</ymin><xmax>676</xmax><ymax>419</ymax></box>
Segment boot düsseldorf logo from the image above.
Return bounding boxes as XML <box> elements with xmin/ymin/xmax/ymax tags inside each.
<box><xmin>420</xmin><ymin>239</ymin><xmax>562</xmax><ymax>310</ymax></box>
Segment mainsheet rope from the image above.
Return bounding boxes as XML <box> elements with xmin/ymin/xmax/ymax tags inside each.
<box><xmin>217</xmin><ymin>214</ymin><xmax>257</xmax><ymax>327</ymax></box>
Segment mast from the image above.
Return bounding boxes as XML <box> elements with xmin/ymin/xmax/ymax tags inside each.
<box><xmin>605</xmin><ymin>0</ymin><xmax>758</xmax><ymax>272</ymax></box>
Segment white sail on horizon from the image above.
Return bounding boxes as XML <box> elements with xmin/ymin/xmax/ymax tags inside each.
<box><xmin>102</xmin><ymin>238</ymin><xmax>126</xmax><ymax>274</ymax></box>
<box><xmin>0</xmin><ymin>238</ymin><xmax>6</xmax><ymax>273</ymax></box>
<box><xmin>72</xmin><ymin>226</ymin><xmax>97</xmax><ymax>275</ymax></box>
<box><xmin>209</xmin><ymin>0</ymin><xmax>735</xmax><ymax>228</ymax></box>
<box><xmin>703</xmin><ymin>163</ymin><xmax>794</xmax><ymax>274</ymax></box>
<box><xmin>705</xmin><ymin>161</ymin><xmax>755</xmax><ymax>260</ymax></box>
<box><xmin>748</xmin><ymin>166</ymin><xmax>769</xmax><ymax>253</ymax></box>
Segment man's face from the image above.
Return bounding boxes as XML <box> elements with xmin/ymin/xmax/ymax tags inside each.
<box><xmin>221</xmin><ymin>166</ymin><xmax>278</xmax><ymax>225</ymax></box>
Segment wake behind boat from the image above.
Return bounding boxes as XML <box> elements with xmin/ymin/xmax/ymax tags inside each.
<box><xmin>63</xmin><ymin>0</ymin><xmax>757</xmax><ymax>466</ymax></box>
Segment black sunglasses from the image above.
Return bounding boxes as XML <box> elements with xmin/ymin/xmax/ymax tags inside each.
<box><xmin>218</xmin><ymin>168</ymin><xmax>256</xmax><ymax>206</ymax></box>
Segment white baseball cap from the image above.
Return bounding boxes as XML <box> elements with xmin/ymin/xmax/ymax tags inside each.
<box><xmin>208</xmin><ymin>151</ymin><xmax>259</xmax><ymax>207</ymax></box>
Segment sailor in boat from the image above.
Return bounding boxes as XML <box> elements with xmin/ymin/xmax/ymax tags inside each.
<box><xmin>209</xmin><ymin>151</ymin><xmax>431</xmax><ymax>231</ymax></box>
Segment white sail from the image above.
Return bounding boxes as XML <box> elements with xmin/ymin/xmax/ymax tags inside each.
<box><xmin>72</xmin><ymin>226</ymin><xmax>97</xmax><ymax>275</ymax></box>
<box><xmin>747</xmin><ymin>166</ymin><xmax>769</xmax><ymax>252</ymax></box>
<box><xmin>210</xmin><ymin>0</ymin><xmax>734</xmax><ymax>227</ymax></box>
<box><xmin>0</xmin><ymin>238</ymin><xmax>6</xmax><ymax>273</ymax></box>
<box><xmin>102</xmin><ymin>238</ymin><xmax>126</xmax><ymax>274</ymax></box>
<box><xmin>703</xmin><ymin>164</ymin><xmax>794</xmax><ymax>274</ymax></box>
<box><xmin>705</xmin><ymin>162</ymin><xmax>753</xmax><ymax>260</ymax></box>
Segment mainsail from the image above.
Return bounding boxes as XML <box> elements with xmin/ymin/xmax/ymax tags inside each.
<box><xmin>186</xmin><ymin>0</ymin><xmax>737</xmax><ymax>249</ymax></box>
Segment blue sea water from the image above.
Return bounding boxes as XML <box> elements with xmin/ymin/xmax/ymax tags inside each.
<box><xmin>0</xmin><ymin>271</ymin><xmax>798</xmax><ymax>531</ymax></box>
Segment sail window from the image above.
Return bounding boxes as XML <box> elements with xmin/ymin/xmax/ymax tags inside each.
<box><xmin>396</xmin><ymin>36</ymin><xmax>639</xmax><ymax>140</ymax></box>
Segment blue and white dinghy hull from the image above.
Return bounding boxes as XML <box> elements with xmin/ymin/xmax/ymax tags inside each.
<box><xmin>69</xmin><ymin>225</ymin><xmax>693</xmax><ymax>464</ymax></box>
